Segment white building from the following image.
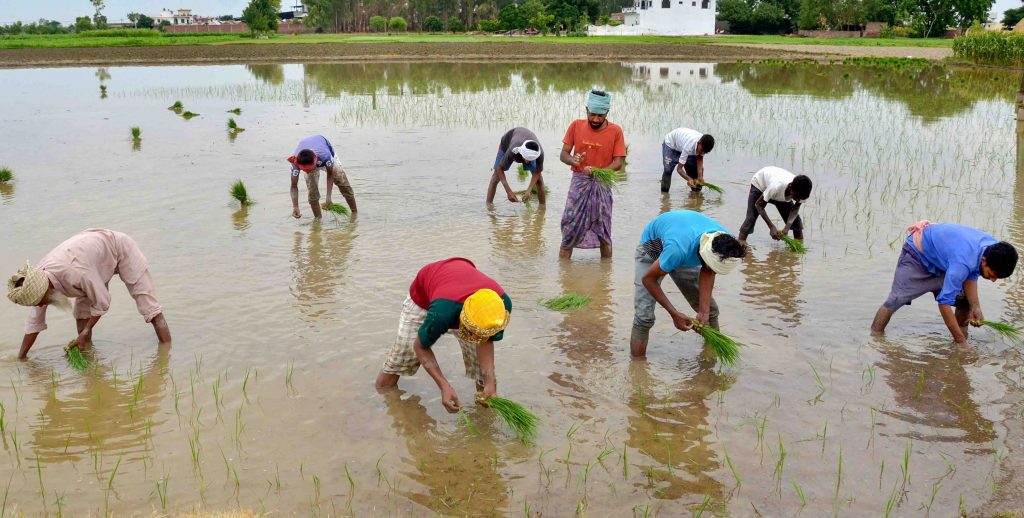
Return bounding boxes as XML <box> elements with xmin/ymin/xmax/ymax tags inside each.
<box><xmin>588</xmin><ymin>0</ymin><xmax>715</xmax><ymax>36</ymax></box>
<box><xmin>153</xmin><ymin>8</ymin><xmax>196</xmax><ymax>26</ymax></box>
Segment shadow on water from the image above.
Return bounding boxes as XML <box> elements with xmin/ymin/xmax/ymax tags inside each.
<box><xmin>26</xmin><ymin>343</ymin><xmax>170</xmax><ymax>463</ymax></box>
<box><xmin>625</xmin><ymin>359</ymin><xmax>730</xmax><ymax>501</ymax></box>
<box><xmin>381</xmin><ymin>389</ymin><xmax>509</xmax><ymax>516</ymax></box>
<box><xmin>487</xmin><ymin>205</ymin><xmax>547</xmax><ymax>262</ymax></box>
<box><xmin>740</xmin><ymin>247</ymin><xmax>804</xmax><ymax>331</ymax></box>
<box><xmin>871</xmin><ymin>338</ymin><xmax>995</xmax><ymax>446</ymax></box>
<box><xmin>291</xmin><ymin>223</ymin><xmax>356</xmax><ymax>324</ymax></box>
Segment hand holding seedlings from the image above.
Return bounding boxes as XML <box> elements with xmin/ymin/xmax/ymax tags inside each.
<box><xmin>441</xmin><ymin>383</ymin><xmax>461</xmax><ymax>413</ymax></box>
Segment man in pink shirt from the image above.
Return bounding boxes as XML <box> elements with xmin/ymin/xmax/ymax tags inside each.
<box><xmin>6</xmin><ymin>229</ymin><xmax>171</xmax><ymax>359</ymax></box>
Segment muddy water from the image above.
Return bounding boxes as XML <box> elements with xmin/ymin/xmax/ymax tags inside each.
<box><xmin>0</xmin><ymin>61</ymin><xmax>1021</xmax><ymax>516</ymax></box>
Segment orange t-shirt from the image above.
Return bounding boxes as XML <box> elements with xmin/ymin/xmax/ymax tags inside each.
<box><xmin>562</xmin><ymin>119</ymin><xmax>627</xmax><ymax>173</ymax></box>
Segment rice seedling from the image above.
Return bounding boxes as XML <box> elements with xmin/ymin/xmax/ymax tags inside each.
<box><xmin>773</xmin><ymin>433</ymin><xmax>787</xmax><ymax>484</ymax></box>
<box><xmin>230</xmin><ymin>179</ymin><xmax>252</xmax><ymax>206</ymax></box>
<box><xmin>922</xmin><ymin>480</ymin><xmax>941</xmax><ymax>515</ymax></box>
<box><xmin>900</xmin><ymin>439</ymin><xmax>912</xmax><ymax>489</ymax></box>
<box><xmin>835</xmin><ymin>445</ymin><xmax>843</xmax><ymax>498</ymax></box>
<box><xmin>0</xmin><ymin>402</ymin><xmax>5</xmax><ymax>435</ymax></box>
<box><xmin>107</xmin><ymin>455</ymin><xmax>122</xmax><ymax>490</ymax></box>
<box><xmin>344</xmin><ymin>462</ymin><xmax>356</xmax><ymax>492</ymax></box>
<box><xmin>484</xmin><ymin>396</ymin><xmax>538</xmax><ymax>443</ymax></box>
<box><xmin>168</xmin><ymin>100</ymin><xmax>184</xmax><ymax>112</ymax></box>
<box><xmin>286</xmin><ymin>359</ymin><xmax>295</xmax><ymax>389</ymax></box>
<box><xmin>458</xmin><ymin>408</ymin><xmax>477</xmax><ymax>435</ymax></box>
<box><xmin>227</xmin><ymin>118</ymin><xmax>245</xmax><ymax>133</ymax></box>
<box><xmin>1</xmin><ymin>474</ymin><xmax>11</xmax><ymax>517</ymax></box>
<box><xmin>540</xmin><ymin>293</ymin><xmax>591</xmax><ymax>311</ymax></box>
<box><xmin>66</xmin><ymin>345</ymin><xmax>89</xmax><ymax>371</ymax></box>
<box><xmin>181</xmin><ymin>111</ymin><xmax>200</xmax><ymax>120</ymax></box>
<box><xmin>691</xmin><ymin>320</ymin><xmax>740</xmax><ymax>366</ymax></box>
<box><xmin>99</xmin><ymin>85</ymin><xmax>107</xmax><ymax>98</ymax></box>
<box><xmin>0</xmin><ymin>167</ymin><xmax>12</xmax><ymax>183</ymax></box>
<box><xmin>780</xmin><ymin>235</ymin><xmax>807</xmax><ymax>254</ymax></box>
<box><xmin>793</xmin><ymin>480</ymin><xmax>807</xmax><ymax>507</ymax></box>
<box><xmin>622</xmin><ymin>442</ymin><xmax>629</xmax><ymax>479</ymax></box>
<box><xmin>973</xmin><ymin>320</ymin><xmax>1023</xmax><ymax>342</ymax></box>
<box><xmin>325</xmin><ymin>203</ymin><xmax>349</xmax><ymax>216</ymax></box>
<box><xmin>590</xmin><ymin>167</ymin><xmax>621</xmax><ymax>187</ymax></box>
<box><xmin>155</xmin><ymin>475</ymin><xmax>169</xmax><ymax>510</ymax></box>
<box><xmin>724</xmin><ymin>448</ymin><xmax>741</xmax><ymax>488</ymax></box>
<box><xmin>695</xmin><ymin>495</ymin><xmax>712</xmax><ymax>517</ymax></box>
<box><xmin>130</xmin><ymin>126</ymin><xmax>141</xmax><ymax>141</ymax></box>
<box><xmin>35</xmin><ymin>453</ymin><xmax>44</xmax><ymax>500</ymax></box>
<box><xmin>698</xmin><ymin>180</ymin><xmax>725</xmax><ymax>194</ymax></box>
<box><xmin>227</xmin><ymin>107</ymin><xmax>242</xmax><ymax>115</ymax></box>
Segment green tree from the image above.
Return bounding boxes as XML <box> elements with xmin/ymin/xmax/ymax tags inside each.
<box><xmin>424</xmin><ymin>15</ymin><xmax>444</xmax><ymax>30</ymax></box>
<box><xmin>243</xmin><ymin>0</ymin><xmax>282</xmax><ymax>36</ymax></box>
<box><xmin>75</xmin><ymin>16</ymin><xmax>94</xmax><ymax>32</ymax></box>
<box><xmin>90</xmin><ymin>0</ymin><xmax>107</xmax><ymax>28</ymax></box>
<box><xmin>1005</xmin><ymin>5</ymin><xmax>1024</xmax><ymax>27</ymax></box>
<box><xmin>370</xmin><ymin>15</ymin><xmax>388</xmax><ymax>31</ymax></box>
<box><xmin>389</xmin><ymin>16</ymin><xmax>408</xmax><ymax>31</ymax></box>
<box><xmin>136</xmin><ymin>14</ymin><xmax>155</xmax><ymax>29</ymax></box>
<box><xmin>449</xmin><ymin>18</ymin><xmax>466</xmax><ymax>31</ymax></box>
<box><xmin>719</xmin><ymin>0</ymin><xmax>790</xmax><ymax>32</ymax></box>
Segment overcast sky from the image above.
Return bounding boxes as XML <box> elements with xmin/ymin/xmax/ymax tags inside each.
<box><xmin>0</xmin><ymin>0</ymin><xmax>1018</xmax><ymax>25</ymax></box>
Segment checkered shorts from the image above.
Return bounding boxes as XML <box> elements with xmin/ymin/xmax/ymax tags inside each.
<box><xmin>381</xmin><ymin>297</ymin><xmax>485</xmax><ymax>384</ymax></box>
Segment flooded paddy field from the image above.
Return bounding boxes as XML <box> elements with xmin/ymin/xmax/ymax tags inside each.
<box><xmin>0</xmin><ymin>60</ymin><xmax>1021</xmax><ymax>516</ymax></box>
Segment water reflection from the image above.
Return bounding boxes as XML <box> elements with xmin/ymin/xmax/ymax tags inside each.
<box><xmin>714</xmin><ymin>62</ymin><xmax>1016</xmax><ymax>122</ymax></box>
<box><xmin>547</xmin><ymin>260</ymin><xmax>615</xmax><ymax>412</ymax></box>
<box><xmin>874</xmin><ymin>340</ymin><xmax>995</xmax><ymax>445</ymax></box>
<box><xmin>291</xmin><ymin>225</ymin><xmax>355</xmax><ymax>324</ymax></box>
<box><xmin>660</xmin><ymin>190</ymin><xmax>722</xmax><ymax>214</ymax></box>
<box><xmin>740</xmin><ymin>247</ymin><xmax>804</xmax><ymax>330</ymax></box>
<box><xmin>487</xmin><ymin>206</ymin><xmax>546</xmax><ymax>261</ymax></box>
<box><xmin>624</xmin><ymin>360</ymin><xmax>729</xmax><ymax>500</ymax></box>
<box><xmin>0</xmin><ymin>182</ymin><xmax>13</xmax><ymax>203</ymax></box>
<box><xmin>27</xmin><ymin>344</ymin><xmax>170</xmax><ymax>463</ymax></box>
<box><xmin>231</xmin><ymin>206</ymin><xmax>250</xmax><ymax>231</ymax></box>
<box><xmin>382</xmin><ymin>389</ymin><xmax>508</xmax><ymax>516</ymax></box>
<box><xmin>245</xmin><ymin>64</ymin><xmax>285</xmax><ymax>85</ymax></box>
<box><xmin>1007</xmin><ymin>74</ymin><xmax>1024</xmax><ymax>322</ymax></box>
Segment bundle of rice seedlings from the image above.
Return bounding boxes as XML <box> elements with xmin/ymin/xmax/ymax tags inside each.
<box><xmin>699</xmin><ymin>181</ymin><xmax>724</xmax><ymax>194</ymax></box>
<box><xmin>227</xmin><ymin>108</ymin><xmax>242</xmax><ymax>115</ymax></box>
<box><xmin>0</xmin><ymin>167</ymin><xmax>12</xmax><ymax>183</ymax></box>
<box><xmin>540</xmin><ymin>293</ymin><xmax>591</xmax><ymax>311</ymax></box>
<box><xmin>514</xmin><ymin>186</ymin><xmax>550</xmax><ymax>197</ymax></box>
<box><xmin>168</xmin><ymin>100</ymin><xmax>184</xmax><ymax>112</ymax></box>
<box><xmin>517</xmin><ymin>164</ymin><xmax>529</xmax><ymax>182</ymax></box>
<box><xmin>181</xmin><ymin>111</ymin><xmax>199</xmax><ymax>120</ymax></box>
<box><xmin>99</xmin><ymin>85</ymin><xmax>108</xmax><ymax>98</ymax></box>
<box><xmin>590</xmin><ymin>168</ymin><xmax>620</xmax><ymax>187</ymax></box>
<box><xmin>230</xmin><ymin>179</ymin><xmax>251</xmax><ymax>206</ymax></box>
<box><xmin>66</xmin><ymin>344</ymin><xmax>89</xmax><ymax>371</ymax></box>
<box><xmin>779</xmin><ymin>235</ymin><xmax>807</xmax><ymax>254</ymax></box>
<box><xmin>484</xmin><ymin>396</ymin><xmax>539</xmax><ymax>443</ymax></box>
<box><xmin>691</xmin><ymin>320</ymin><xmax>740</xmax><ymax>366</ymax></box>
<box><xmin>130</xmin><ymin>127</ymin><xmax>141</xmax><ymax>141</ymax></box>
<box><xmin>227</xmin><ymin>118</ymin><xmax>245</xmax><ymax>133</ymax></box>
<box><xmin>325</xmin><ymin>203</ymin><xmax>349</xmax><ymax>216</ymax></box>
<box><xmin>974</xmin><ymin>320</ymin><xmax>1023</xmax><ymax>342</ymax></box>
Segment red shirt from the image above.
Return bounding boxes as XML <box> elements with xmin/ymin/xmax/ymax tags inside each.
<box><xmin>409</xmin><ymin>258</ymin><xmax>506</xmax><ymax>309</ymax></box>
<box><xmin>562</xmin><ymin>119</ymin><xmax>627</xmax><ymax>173</ymax></box>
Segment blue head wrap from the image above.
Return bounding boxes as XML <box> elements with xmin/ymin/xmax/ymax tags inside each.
<box><xmin>587</xmin><ymin>89</ymin><xmax>611</xmax><ymax>115</ymax></box>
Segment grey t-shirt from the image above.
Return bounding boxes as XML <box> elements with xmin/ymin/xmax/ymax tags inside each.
<box><xmin>497</xmin><ymin>127</ymin><xmax>544</xmax><ymax>171</ymax></box>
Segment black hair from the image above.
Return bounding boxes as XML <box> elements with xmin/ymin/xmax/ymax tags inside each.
<box><xmin>297</xmin><ymin>149</ymin><xmax>316</xmax><ymax>165</ymax></box>
<box><xmin>712</xmin><ymin>234</ymin><xmax>746</xmax><ymax>259</ymax></box>
<box><xmin>590</xmin><ymin>89</ymin><xmax>608</xmax><ymax>97</ymax></box>
<box><xmin>790</xmin><ymin>175</ymin><xmax>813</xmax><ymax>200</ymax></box>
<box><xmin>984</xmin><ymin>241</ymin><xmax>1018</xmax><ymax>278</ymax></box>
<box><xmin>699</xmin><ymin>134</ymin><xmax>715</xmax><ymax>154</ymax></box>
<box><xmin>524</xmin><ymin>141</ymin><xmax>540</xmax><ymax>151</ymax></box>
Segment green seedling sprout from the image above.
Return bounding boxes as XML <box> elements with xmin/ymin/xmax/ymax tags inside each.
<box><xmin>972</xmin><ymin>320</ymin><xmax>1022</xmax><ymax>342</ymax></box>
<box><xmin>227</xmin><ymin>118</ymin><xmax>245</xmax><ymax>133</ymax></box>
<box><xmin>168</xmin><ymin>100</ymin><xmax>184</xmax><ymax>112</ymax></box>
<box><xmin>692</xmin><ymin>320</ymin><xmax>740</xmax><ymax>366</ymax></box>
<box><xmin>0</xmin><ymin>168</ymin><xmax>11</xmax><ymax>183</ymax></box>
<box><xmin>698</xmin><ymin>180</ymin><xmax>725</xmax><ymax>194</ymax></box>
<box><xmin>485</xmin><ymin>396</ymin><xmax>539</xmax><ymax>443</ymax></box>
<box><xmin>590</xmin><ymin>167</ymin><xmax>621</xmax><ymax>187</ymax></box>
<box><xmin>458</xmin><ymin>408</ymin><xmax>477</xmax><ymax>435</ymax></box>
<box><xmin>539</xmin><ymin>293</ymin><xmax>591</xmax><ymax>311</ymax></box>
<box><xmin>130</xmin><ymin>126</ymin><xmax>141</xmax><ymax>141</ymax></box>
<box><xmin>325</xmin><ymin>203</ymin><xmax>349</xmax><ymax>217</ymax></box>
<box><xmin>227</xmin><ymin>108</ymin><xmax>242</xmax><ymax>115</ymax></box>
<box><xmin>780</xmin><ymin>235</ymin><xmax>807</xmax><ymax>254</ymax></box>
<box><xmin>230</xmin><ymin>179</ymin><xmax>251</xmax><ymax>206</ymax></box>
<box><xmin>181</xmin><ymin>111</ymin><xmax>199</xmax><ymax>120</ymax></box>
<box><xmin>67</xmin><ymin>346</ymin><xmax>89</xmax><ymax>371</ymax></box>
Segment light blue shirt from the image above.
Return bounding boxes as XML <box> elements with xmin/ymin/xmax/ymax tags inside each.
<box><xmin>640</xmin><ymin>210</ymin><xmax>726</xmax><ymax>272</ymax></box>
<box><xmin>906</xmin><ymin>223</ymin><xmax>996</xmax><ymax>306</ymax></box>
<box><xmin>291</xmin><ymin>135</ymin><xmax>336</xmax><ymax>175</ymax></box>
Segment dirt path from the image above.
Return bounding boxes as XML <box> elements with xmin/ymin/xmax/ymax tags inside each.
<box><xmin>722</xmin><ymin>43</ymin><xmax>953</xmax><ymax>60</ymax></box>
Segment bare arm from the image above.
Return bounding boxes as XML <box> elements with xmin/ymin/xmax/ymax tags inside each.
<box><xmin>290</xmin><ymin>173</ymin><xmax>301</xmax><ymax>218</ymax></box>
<box><xmin>641</xmin><ymin>260</ymin><xmax>694</xmax><ymax>332</ymax></box>
<box><xmin>755</xmin><ymin>197</ymin><xmax>780</xmax><ymax>238</ymax></box>
<box><xmin>780</xmin><ymin>203</ymin><xmax>802</xmax><ymax>234</ymax></box>
<box><xmin>963</xmin><ymin>279</ymin><xmax>983</xmax><ymax>325</ymax></box>
<box><xmin>696</xmin><ymin>266</ymin><xmax>716</xmax><ymax>324</ymax></box>
<box><xmin>494</xmin><ymin>168</ymin><xmax>517</xmax><ymax>202</ymax></box>
<box><xmin>476</xmin><ymin>340</ymin><xmax>497</xmax><ymax>398</ymax></box>
<box><xmin>18</xmin><ymin>332</ymin><xmax>39</xmax><ymax>359</ymax></box>
<box><xmin>413</xmin><ymin>337</ymin><xmax>460</xmax><ymax>412</ymax></box>
<box><xmin>522</xmin><ymin>171</ymin><xmax>544</xmax><ymax>204</ymax></box>
<box><xmin>695</xmin><ymin>155</ymin><xmax>704</xmax><ymax>182</ymax></box>
<box><xmin>607</xmin><ymin>156</ymin><xmax>624</xmax><ymax>172</ymax></box>
<box><xmin>938</xmin><ymin>304</ymin><xmax>968</xmax><ymax>345</ymax></box>
<box><xmin>70</xmin><ymin>315</ymin><xmax>101</xmax><ymax>349</ymax></box>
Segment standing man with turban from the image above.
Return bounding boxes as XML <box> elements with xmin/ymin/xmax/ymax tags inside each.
<box><xmin>6</xmin><ymin>228</ymin><xmax>171</xmax><ymax>359</ymax></box>
<box><xmin>487</xmin><ymin>127</ymin><xmax>546</xmax><ymax>205</ymax></box>
<box><xmin>375</xmin><ymin>258</ymin><xmax>512</xmax><ymax>413</ymax></box>
<box><xmin>287</xmin><ymin>134</ymin><xmax>358</xmax><ymax>219</ymax></box>
<box><xmin>559</xmin><ymin>89</ymin><xmax>627</xmax><ymax>259</ymax></box>
<box><xmin>630</xmin><ymin>210</ymin><xmax>746</xmax><ymax>358</ymax></box>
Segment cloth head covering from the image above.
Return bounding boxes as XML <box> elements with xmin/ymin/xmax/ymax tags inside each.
<box><xmin>587</xmin><ymin>90</ymin><xmax>611</xmax><ymax>115</ymax></box>
<box><xmin>513</xmin><ymin>141</ymin><xmax>542</xmax><ymax>162</ymax></box>
<box><xmin>907</xmin><ymin>219</ymin><xmax>931</xmax><ymax>252</ymax></box>
<box><xmin>7</xmin><ymin>261</ymin><xmax>48</xmax><ymax>306</ymax></box>
<box><xmin>287</xmin><ymin>153</ymin><xmax>318</xmax><ymax>173</ymax></box>
<box><xmin>698</xmin><ymin>232</ymin><xmax>740</xmax><ymax>275</ymax></box>
<box><xmin>458</xmin><ymin>289</ymin><xmax>510</xmax><ymax>343</ymax></box>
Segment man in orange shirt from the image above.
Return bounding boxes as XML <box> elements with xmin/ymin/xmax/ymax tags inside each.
<box><xmin>558</xmin><ymin>89</ymin><xmax>627</xmax><ymax>259</ymax></box>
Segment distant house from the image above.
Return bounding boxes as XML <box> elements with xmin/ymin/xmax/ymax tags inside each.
<box><xmin>589</xmin><ymin>0</ymin><xmax>715</xmax><ymax>36</ymax></box>
<box><xmin>153</xmin><ymin>8</ymin><xmax>196</xmax><ymax>26</ymax></box>
<box><xmin>279</xmin><ymin>3</ymin><xmax>308</xmax><ymax>21</ymax></box>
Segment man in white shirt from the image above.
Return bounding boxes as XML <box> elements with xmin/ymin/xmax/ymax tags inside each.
<box><xmin>737</xmin><ymin>166</ymin><xmax>813</xmax><ymax>245</ymax></box>
<box><xmin>662</xmin><ymin>127</ymin><xmax>715</xmax><ymax>193</ymax></box>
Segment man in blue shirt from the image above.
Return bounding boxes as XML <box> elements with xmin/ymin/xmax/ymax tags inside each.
<box><xmin>631</xmin><ymin>210</ymin><xmax>746</xmax><ymax>358</ymax></box>
<box><xmin>287</xmin><ymin>135</ymin><xmax>358</xmax><ymax>219</ymax></box>
<box><xmin>871</xmin><ymin>221</ymin><xmax>1018</xmax><ymax>346</ymax></box>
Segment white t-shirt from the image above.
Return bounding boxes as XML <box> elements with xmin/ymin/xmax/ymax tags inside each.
<box><xmin>751</xmin><ymin>166</ymin><xmax>795</xmax><ymax>203</ymax></box>
<box><xmin>664</xmin><ymin>128</ymin><xmax>702</xmax><ymax>156</ymax></box>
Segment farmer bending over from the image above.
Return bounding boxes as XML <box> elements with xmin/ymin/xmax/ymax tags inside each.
<box><xmin>737</xmin><ymin>166</ymin><xmax>813</xmax><ymax>245</ymax></box>
<box><xmin>487</xmin><ymin>127</ymin><xmax>546</xmax><ymax>205</ymax></box>
<box><xmin>871</xmin><ymin>221</ymin><xmax>1018</xmax><ymax>346</ymax></box>
<box><xmin>375</xmin><ymin>258</ymin><xmax>511</xmax><ymax>413</ymax></box>
<box><xmin>631</xmin><ymin>210</ymin><xmax>746</xmax><ymax>358</ymax></box>
<box><xmin>662</xmin><ymin>127</ymin><xmax>715</xmax><ymax>193</ymax></box>
<box><xmin>7</xmin><ymin>229</ymin><xmax>171</xmax><ymax>359</ymax></box>
<box><xmin>287</xmin><ymin>134</ymin><xmax>358</xmax><ymax>219</ymax></box>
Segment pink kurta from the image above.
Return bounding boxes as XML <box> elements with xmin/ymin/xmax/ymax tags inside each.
<box><xmin>25</xmin><ymin>229</ymin><xmax>161</xmax><ymax>334</ymax></box>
